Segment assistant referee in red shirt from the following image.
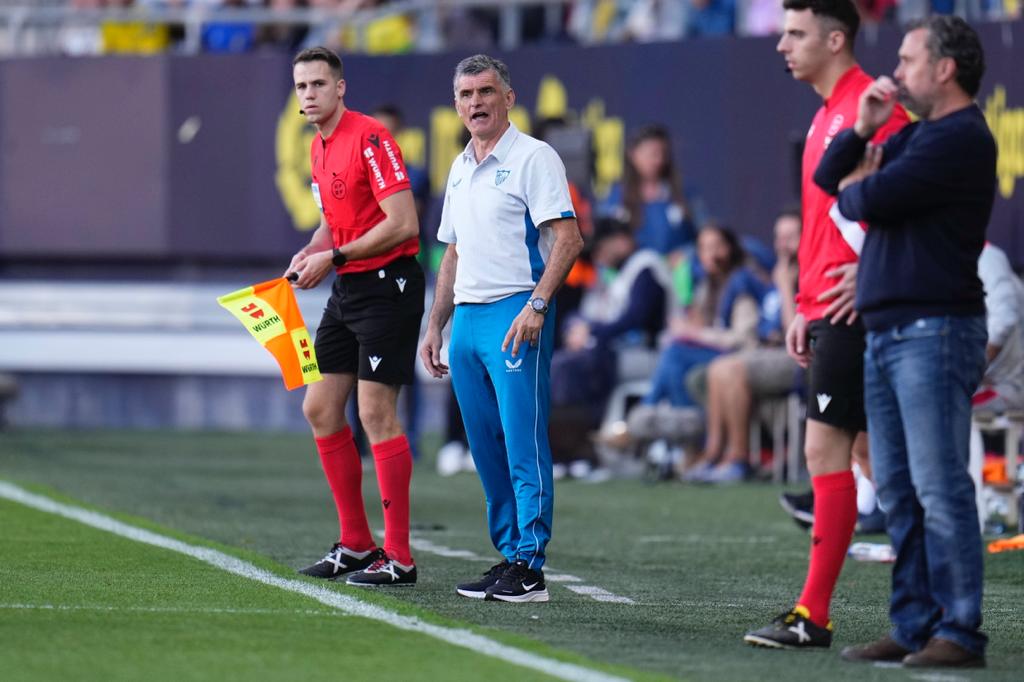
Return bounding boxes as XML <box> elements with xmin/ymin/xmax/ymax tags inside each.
<box><xmin>286</xmin><ymin>47</ymin><xmax>424</xmax><ymax>587</ymax></box>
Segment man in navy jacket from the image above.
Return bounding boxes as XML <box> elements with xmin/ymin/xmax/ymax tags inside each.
<box><xmin>814</xmin><ymin>15</ymin><xmax>996</xmax><ymax>669</ymax></box>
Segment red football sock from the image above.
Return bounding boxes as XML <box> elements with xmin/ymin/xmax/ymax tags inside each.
<box><xmin>371</xmin><ymin>435</ymin><xmax>414</xmax><ymax>566</ymax></box>
<box><xmin>314</xmin><ymin>427</ymin><xmax>374</xmax><ymax>552</ymax></box>
<box><xmin>797</xmin><ymin>470</ymin><xmax>857</xmax><ymax>627</ymax></box>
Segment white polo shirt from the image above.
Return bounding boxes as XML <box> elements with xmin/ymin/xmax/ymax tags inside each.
<box><xmin>437</xmin><ymin>123</ymin><xmax>575</xmax><ymax>304</ymax></box>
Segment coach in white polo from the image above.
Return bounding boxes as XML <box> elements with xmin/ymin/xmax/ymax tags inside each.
<box><xmin>420</xmin><ymin>54</ymin><xmax>583</xmax><ymax>603</ymax></box>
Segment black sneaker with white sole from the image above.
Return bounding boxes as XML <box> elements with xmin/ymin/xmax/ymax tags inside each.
<box><xmin>456</xmin><ymin>560</ymin><xmax>510</xmax><ymax>599</ymax></box>
<box><xmin>778</xmin><ymin>490</ymin><xmax>815</xmax><ymax>531</ymax></box>
<box><xmin>298</xmin><ymin>544</ymin><xmax>382</xmax><ymax>579</ymax></box>
<box><xmin>743</xmin><ymin>607</ymin><xmax>833</xmax><ymax>649</ymax></box>
<box><xmin>345</xmin><ymin>554</ymin><xmax>417</xmax><ymax>586</ymax></box>
<box><xmin>484</xmin><ymin>559</ymin><xmax>549</xmax><ymax>603</ymax></box>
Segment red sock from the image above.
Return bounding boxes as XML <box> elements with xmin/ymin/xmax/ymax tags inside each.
<box><xmin>314</xmin><ymin>427</ymin><xmax>374</xmax><ymax>551</ymax></box>
<box><xmin>371</xmin><ymin>435</ymin><xmax>413</xmax><ymax>566</ymax></box>
<box><xmin>796</xmin><ymin>470</ymin><xmax>857</xmax><ymax>627</ymax></box>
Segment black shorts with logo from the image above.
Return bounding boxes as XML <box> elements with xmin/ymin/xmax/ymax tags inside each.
<box><xmin>806</xmin><ymin>317</ymin><xmax>866</xmax><ymax>434</ymax></box>
<box><xmin>314</xmin><ymin>256</ymin><xmax>425</xmax><ymax>385</ymax></box>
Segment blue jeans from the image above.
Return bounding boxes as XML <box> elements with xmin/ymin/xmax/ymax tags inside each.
<box><xmin>865</xmin><ymin>315</ymin><xmax>988</xmax><ymax>655</ymax></box>
<box><xmin>643</xmin><ymin>341</ymin><xmax>722</xmax><ymax>407</ymax></box>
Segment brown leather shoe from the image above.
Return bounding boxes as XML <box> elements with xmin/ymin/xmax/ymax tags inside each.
<box><xmin>840</xmin><ymin>635</ymin><xmax>913</xmax><ymax>663</ymax></box>
<box><xmin>902</xmin><ymin>638</ymin><xmax>986</xmax><ymax>668</ymax></box>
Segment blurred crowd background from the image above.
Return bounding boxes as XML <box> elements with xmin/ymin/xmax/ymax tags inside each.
<box><xmin>0</xmin><ymin>1</ymin><xmax>1021</xmax><ymax>488</ymax></box>
<box><xmin>1</xmin><ymin>0</ymin><xmax>1019</xmax><ymax>57</ymax></box>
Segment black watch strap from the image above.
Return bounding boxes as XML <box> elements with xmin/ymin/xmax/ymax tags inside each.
<box><xmin>332</xmin><ymin>248</ymin><xmax>347</xmax><ymax>267</ymax></box>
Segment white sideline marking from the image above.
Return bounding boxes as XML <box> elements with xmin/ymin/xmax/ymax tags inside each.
<box><xmin>1</xmin><ymin>603</ymin><xmax>340</xmax><ymax>617</ymax></box>
<box><xmin>544</xmin><ymin>574</ymin><xmax>583</xmax><ymax>583</ymax></box>
<box><xmin>408</xmin><ymin>537</ymin><xmax>487</xmax><ymax>560</ymax></box>
<box><xmin>0</xmin><ymin>481</ymin><xmax>626</xmax><ymax>682</ymax></box>
<box><xmin>563</xmin><ymin>586</ymin><xmax>636</xmax><ymax>605</ymax></box>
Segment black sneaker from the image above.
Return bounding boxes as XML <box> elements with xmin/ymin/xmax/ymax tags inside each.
<box><xmin>345</xmin><ymin>554</ymin><xmax>417</xmax><ymax>587</ymax></box>
<box><xmin>779</xmin><ymin>490</ymin><xmax>815</xmax><ymax>530</ymax></box>
<box><xmin>744</xmin><ymin>607</ymin><xmax>833</xmax><ymax>649</ymax></box>
<box><xmin>484</xmin><ymin>559</ymin><xmax>549</xmax><ymax>603</ymax></box>
<box><xmin>456</xmin><ymin>560</ymin><xmax>510</xmax><ymax>599</ymax></box>
<box><xmin>298</xmin><ymin>544</ymin><xmax>382</xmax><ymax>579</ymax></box>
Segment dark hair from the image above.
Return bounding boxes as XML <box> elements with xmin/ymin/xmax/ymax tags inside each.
<box><xmin>782</xmin><ymin>0</ymin><xmax>860</xmax><ymax>49</ymax></box>
<box><xmin>372</xmin><ymin>104</ymin><xmax>403</xmax><ymax>126</ymax></box>
<box><xmin>776</xmin><ymin>204</ymin><xmax>802</xmax><ymax>225</ymax></box>
<box><xmin>907</xmin><ymin>15</ymin><xmax>985</xmax><ymax>97</ymax></box>
<box><xmin>292</xmin><ymin>46</ymin><xmax>343</xmax><ymax>81</ymax></box>
<box><xmin>592</xmin><ymin>217</ymin><xmax>634</xmax><ymax>243</ymax></box>
<box><xmin>453</xmin><ymin>54</ymin><xmax>512</xmax><ymax>92</ymax></box>
<box><xmin>622</xmin><ymin>124</ymin><xmax>688</xmax><ymax>233</ymax></box>
<box><xmin>699</xmin><ymin>222</ymin><xmax>746</xmax><ymax>274</ymax></box>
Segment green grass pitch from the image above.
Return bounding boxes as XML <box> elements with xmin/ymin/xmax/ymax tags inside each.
<box><xmin>1</xmin><ymin>429</ymin><xmax>1021</xmax><ymax>681</ymax></box>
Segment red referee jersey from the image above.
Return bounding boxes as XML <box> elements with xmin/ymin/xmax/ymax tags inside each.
<box><xmin>797</xmin><ymin>66</ymin><xmax>909</xmax><ymax>321</ymax></box>
<box><xmin>310</xmin><ymin>109</ymin><xmax>417</xmax><ymax>274</ymax></box>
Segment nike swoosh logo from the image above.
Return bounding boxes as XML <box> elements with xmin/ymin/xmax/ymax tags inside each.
<box><xmin>522</xmin><ymin>582</ymin><xmax>539</xmax><ymax>591</ymax></box>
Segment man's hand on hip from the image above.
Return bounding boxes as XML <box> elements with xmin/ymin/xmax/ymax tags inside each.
<box><xmin>817</xmin><ymin>262</ymin><xmax>859</xmax><ymax>325</ymax></box>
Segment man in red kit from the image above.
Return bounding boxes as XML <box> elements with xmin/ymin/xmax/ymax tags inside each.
<box><xmin>744</xmin><ymin>0</ymin><xmax>908</xmax><ymax>648</ymax></box>
<box><xmin>287</xmin><ymin>47</ymin><xmax>424</xmax><ymax>586</ymax></box>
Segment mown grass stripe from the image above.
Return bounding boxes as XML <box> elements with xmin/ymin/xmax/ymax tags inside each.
<box><xmin>0</xmin><ymin>480</ymin><xmax>628</xmax><ymax>682</ymax></box>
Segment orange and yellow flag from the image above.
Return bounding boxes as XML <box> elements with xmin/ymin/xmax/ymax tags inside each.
<box><xmin>217</xmin><ymin>278</ymin><xmax>322</xmax><ymax>390</ymax></box>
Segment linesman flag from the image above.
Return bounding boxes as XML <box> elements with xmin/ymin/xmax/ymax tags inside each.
<box><xmin>217</xmin><ymin>278</ymin><xmax>322</xmax><ymax>390</ymax></box>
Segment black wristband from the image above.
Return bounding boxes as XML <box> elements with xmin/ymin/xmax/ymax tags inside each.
<box><xmin>331</xmin><ymin>248</ymin><xmax>347</xmax><ymax>267</ymax></box>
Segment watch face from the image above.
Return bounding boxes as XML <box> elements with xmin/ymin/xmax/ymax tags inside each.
<box><xmin>531</xmin><ymin>298</ymin><xmax>545</xmax><ymax>311</ymax></box>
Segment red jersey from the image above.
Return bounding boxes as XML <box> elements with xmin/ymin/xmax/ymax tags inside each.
<box><xmin>796</xmin><ymin>66</ymin><xmax>909</xmax><ymax>321</ymax></box>
<box><xmin>310</xmin><ymin>109</ymin><xmax>416</xmax><ymax>274</ymax></box>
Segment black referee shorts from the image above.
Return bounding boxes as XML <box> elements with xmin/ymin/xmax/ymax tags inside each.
<box><xmin>806</xmin><ymin>317</ymin><xmax>866</xmax><ymax>434</ymax></box>
<box><xmin>314</xmin><ymin>256</ymin><xmax>425</xmax><ymax>385</ymax></box>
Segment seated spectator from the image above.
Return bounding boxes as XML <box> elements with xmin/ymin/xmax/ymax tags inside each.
<box><xmin>622</xmin><ymin>0</ymin><xmax>687</xmax><ymax>43</ymax></box>
<box><xmin>61</xmin><ymin>0</ymin><xmax>104</xmax><ymax>56</ymax></box>
<box><xmin>973</xmin><ymin>241</ymin><xmax>1024</xmax><ymax>413</ymax></box>
<box><xmin>686</xmin><ymin>208</ymin><xmax>802</xmax><ymax>482</ymax></box>
<box><xmin>102</xmin><ymin>0</ymin><xmax>173</xmax><ymax>55</ymax></box>
<box><xmin>598</xmin><ymin>125</ymin><xmax>702</xmax><ymax>256</ymax></box>
<box><xmin>257</xmin><ymin>0</ymin><xmax>310</xmax><ymax>51</ymax></box>
<box><xmin>202</xmin><ymin>0</ymin><xmax>257</xmax><ymax>53</ymax></box>
<box><xmin>686</xmin><ymin>0</ymin><xmax>736</xmax><ymax>38</ymax></box>
<box><xmin>738</xmin><ymin>0</ymin><xmax>783</xmax><ymax>36</ymax></box>
<box><xmin>639</xmin><ymin>223</ymin><xmax>758</xmax><ymax>411</ymax></box>
<box><xmin>548</xmin><ymin>219</ymin><xmax>673</xmax><ymax>471</ymax></box>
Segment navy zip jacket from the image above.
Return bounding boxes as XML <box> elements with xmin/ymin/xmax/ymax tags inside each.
<box><xmin>813</xmin><ymin>104</ymin><xmax>997</xmax><ymax>332</ymax></box>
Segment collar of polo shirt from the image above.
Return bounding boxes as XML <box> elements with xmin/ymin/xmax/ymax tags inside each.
<box><xmin>461</xmin><ymin>122</ymin><xmax>521</xmax><ymax>165</ymax></box>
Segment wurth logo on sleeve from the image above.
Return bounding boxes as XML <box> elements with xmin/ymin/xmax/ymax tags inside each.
<box><xmin>382</xmin><ymin>139</ymin><xmax>404</xmax><ymax>177</ymax></box>
<box><xmin>363</xmin><ymin>147</ymin><xmax>386</xmax><ymax>189</ymax></box>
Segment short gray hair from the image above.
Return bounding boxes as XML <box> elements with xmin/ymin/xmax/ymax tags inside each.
<box><xmin>453</xmin><ymin>54</ymin><xmax>512</xmax><ymax>93</ymax></box>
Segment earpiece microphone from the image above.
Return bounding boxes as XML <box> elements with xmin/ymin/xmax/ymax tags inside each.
<box><xmin>298</xmin><ymin>108</ymin><xmax>305</xmax><ymax>115</ymax></box>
